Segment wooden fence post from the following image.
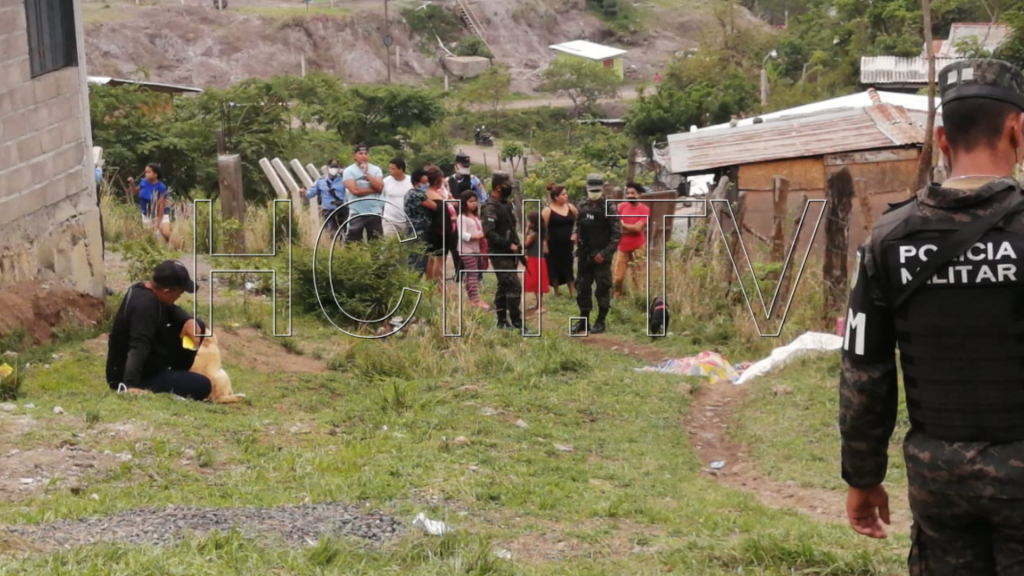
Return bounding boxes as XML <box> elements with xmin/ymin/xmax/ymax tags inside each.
<box><xmin>218</xmin><ymin>154</ymin><xmax>246</xmax><ymax>252</ymax></box>
<box><xmin>725</xmin><ymin>191</ymin><xmax>747</xmax><ymax>286</ymax></box>
<box><xmin>854</xmin><ymin>178</ymin><xmax>873</xmax><ymax>236</ymax></box>
<box><xmin>703</xmin><ymin>176</ymin><xmax>732</xmax><ymax>257</ymax></box>
<box><xmin>823</xmin><ymin>167</ymin><xmax>855</xmax><ymax>321</ymax></box>
<box><xmin>770</xmin><ymin>176</ymin><xmax>790</xmax><ymax>261</ymax></box>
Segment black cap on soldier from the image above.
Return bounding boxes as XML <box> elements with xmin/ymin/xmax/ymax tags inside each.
<box><xmin>455</xmin><ymin>152</ymin><xmax>471</xmax><ymax>167</ymax></box>
<box><xmin>153</xmin><ymin>260</ymin><xmax>197</xmax><ymax>293</ymax></box>
<box><xmin>491</xmin><ymin>171</ymin><xmax>512</xmax><ymax>190</ymax></box>
<box><xmin>327</xmin><ymin>159</ymin><xmax>340</xmax><ymax>168</ymax></box>
<box><xmin>939</xmin><ymin>59</ymin><xmax>1024</xmax><ymax>111</ymax></box>
<box><xmin>586</xmin><ymin>173</ymin><xmax>604</xmax><ymax>192</ymax></box>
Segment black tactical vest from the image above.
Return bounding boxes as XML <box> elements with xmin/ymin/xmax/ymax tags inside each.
<box><xmin>578</xmin><ymin>200</ymin><xmax>611</xmax><ymax>252</ymax></box>
<box><xmin>875</xmin><ymin>198</ymin><xmax>1024</xmax><ymax>442</ymax></box>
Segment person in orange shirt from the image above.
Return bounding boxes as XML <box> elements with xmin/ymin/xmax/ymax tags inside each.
<box><xmin>613</xmin><ymin>183</ymin><xmax>650</xmax><ymax>299</ymax></box>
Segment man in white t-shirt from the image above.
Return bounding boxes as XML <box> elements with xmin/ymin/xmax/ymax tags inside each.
<box><xmin>381</xmin><ymin>158</ymin><xmax>411</xmax><ymax>239</ymax></box>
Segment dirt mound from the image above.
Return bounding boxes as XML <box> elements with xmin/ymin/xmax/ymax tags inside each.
<box><xmin>0</xmin><ymin>283</ymin><xmax>105</xmax><ymax>347</ymax></box>
<box><xmin>215</xmin><ymin>327</ymin><xmax>328</xmax><ymax>374</ymax></box>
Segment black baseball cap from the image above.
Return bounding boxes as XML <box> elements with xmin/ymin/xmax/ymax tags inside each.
<box><xmin>153</xmin><ymin>260</ymin><xmax>196</xmax><ymax>293</ymax></box>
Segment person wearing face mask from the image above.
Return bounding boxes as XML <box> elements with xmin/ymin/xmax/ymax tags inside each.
<box><xmin>481</xmin><ymin>172</ymin><xmax>523</xmax><ymax>330</ymax></box>
<box><xmin>448</xmin><ymin>152</ymin><xmax>487</xmax><ymax>204</ymax></box>
<box><xmin>839</xmin><ymin>59</ymin><xmax>1024</xmax><ymax>574</ymax></box>
<box><xmin>571</xmin><ymin>174</ymin><xmax>621</xmax><ymax>335</ymax></box>
<box><xmin>305</xmin><ymin>159</ymin><xmax>348</xmax><ymax>237</ymax></box>
<box><xmin>613</xmin><ymin>183</ymin><xmax>651</xmax><ymax>299</ymax></box>
<box><xmin>403</xmin><ymin>169</ymin><xmax>434</xmax><ymax>274</ymax></box>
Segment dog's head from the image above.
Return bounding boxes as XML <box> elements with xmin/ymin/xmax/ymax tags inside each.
<box><xmin>195</xmin><ymin>331</ymin><xmax>220</xmax><ymax>353</ymax></box>
<box><xmin>648</xmin><ymin>297</ymin><xmax>669</xmax><ymax>336</ymax></box>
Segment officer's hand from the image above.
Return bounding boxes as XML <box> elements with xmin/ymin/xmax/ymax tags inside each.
<box><xmin>510</xmin><ymin>243</ymin><xmax>519</xmax><ymax>253</ymax></box>
<box><xmin>571</xmin><ymin>233</ymin><xmax>578</xmax><ymax>244</ymax></box>
<box><xmin>846</xmin><ymin>485</ymin><xmax>890</xmax><ymax>539</ymax></box>
<box><xmin>594</xmin><ymin>253</ymin><xmax>605</xmax><ymax>264</ymax></box>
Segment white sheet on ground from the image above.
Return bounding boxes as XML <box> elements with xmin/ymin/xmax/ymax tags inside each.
<box><xmin>735</xmin><ymin>332</ymin><xmax>844</xmax><ymax>385</ymax></box>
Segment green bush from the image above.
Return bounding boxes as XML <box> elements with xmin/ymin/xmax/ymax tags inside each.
<box><xmin>122</xmin><ymin>240</ymin><xmax>174</xmax><ymax>284</ymax></box>
<box><xmin>401</xmin><ymin>5</ymin><xmax>465</xmax><ymax>46</ymax></box>
<box><xmin>455</xmin><ymin>36</ymin><xmax>493</xmax><ymax>59</ymax></box>
<box><xmin>293</xmin><ymin>240</ymin><xmax>427</xmax><ymax>330</ymax></box>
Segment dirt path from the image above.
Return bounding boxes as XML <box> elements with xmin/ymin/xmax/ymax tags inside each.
<box><xmin>565</xmin><ymin>328</ymin><xmax>910</xmax><ymax>534</ymax></box>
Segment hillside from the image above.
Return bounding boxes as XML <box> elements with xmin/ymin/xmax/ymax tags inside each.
<box><xmin>82</xmin><ymin>0</ymin><xmax>732</xmax><ymax>92</ymax></box>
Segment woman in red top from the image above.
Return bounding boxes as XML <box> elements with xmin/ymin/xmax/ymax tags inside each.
<box><xmin>523</xmin><ymin>210</ymin><xmax>550</xmax><ymax>313</ymax></box>
<box><xmin>613</xmin><ymin>183</ymin><xmax>650</xmax><ymax>298</ymax></box>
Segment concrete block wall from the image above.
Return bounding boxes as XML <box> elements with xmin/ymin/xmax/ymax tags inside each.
<box><xmin>0</xmin><ymin>0</ymin><xmax>104</xmax><ymax>297</ymax></box>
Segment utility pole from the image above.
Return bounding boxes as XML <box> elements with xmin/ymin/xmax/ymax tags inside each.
<box><xmin>917</xmin><ymin>0</ymin><xmax>937</xmax><ymax>188</ymax></box>
<box><xmin>384</xmin><ymin>0</ymin><xmax>392</xmax><ymax>84</ymax></box>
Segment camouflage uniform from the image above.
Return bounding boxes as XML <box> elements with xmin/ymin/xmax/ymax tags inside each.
<box><xmin>841</xmin><ymin>60</ymin><xmax>1024</xmax><ymax>575</ymax></box>
<box><xmin>481</xmin><ymin>173</ymin><xmax>522</xmax><ymax>329</ymax></box>
<box><xmin>573</xmin><ymin>174</ymin><xmax>622</xmax><ymax>334</ymax></box>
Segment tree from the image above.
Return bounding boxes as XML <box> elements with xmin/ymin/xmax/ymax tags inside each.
<box><xmin>459</xmin><ymin>66</ymin><xmax>511</xmax><ymax>113</ymax></box>
<box><xmin>327</xmin><ymin>85</ymin><xmax>446</xmax><ymax>148</ymax></box>
<box><xmin>540</xmin><ymin>58</ymin><xmax>621</xmax><ymax>118</ymax></box>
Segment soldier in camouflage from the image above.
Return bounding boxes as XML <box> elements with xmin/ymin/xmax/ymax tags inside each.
<box><xmin>841</xmin><ymin>59</ymin><xmax>1024</xmax><ymax>574</ymax></box>
<box><xmin>571</xmin><ymin>174</ymin><xmax>621</xmax><ymax>335</ymax></box>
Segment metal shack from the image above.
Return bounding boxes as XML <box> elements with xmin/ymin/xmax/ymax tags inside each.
<box><xmin>665</xmin><ymin>103</ymin><xmax>927</xmax><ymax>258</ymax></box>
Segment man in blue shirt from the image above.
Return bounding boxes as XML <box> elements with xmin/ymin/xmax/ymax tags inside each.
<box><xmin>305</xmin><ymin>159</ymin><xmax>348</xmax><ymax>238</ymax></box>
<box><xmin>343</xmin><ymin>144</ymin><xmax>385</xmax><ymax>243</ymax></box>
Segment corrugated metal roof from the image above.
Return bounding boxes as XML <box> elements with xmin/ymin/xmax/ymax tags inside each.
<box><xmin>702</xmin><ymin>90</ymin><xmax>939</xmax><ymax>131</ymax></box>
<box><xmin>860</xmin><ymin>56</ymin><xmax>962</xmax><ymax>85</ymax></box>
<box><xmin>87</xmin><ymin>76</ymin><xmax>203</xmax><ymax>94</ymax></box>
<box><xmin>666</xmin><ymin>104</ymin><xmax>924</xmax><ymax>175</ymax></box>
<box><xmin>549</xmin><ymin>40</ymin><xmax>627</xmax><ymax>61</ymax></box>
<box><xmin>939</xmin><ymin>23</ymin><xmax>1010</xmax><ymax>57</ymax></box>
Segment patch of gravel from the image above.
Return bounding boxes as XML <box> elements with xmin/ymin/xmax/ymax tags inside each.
<box><xmin>4</xmin><ymin>503</ymin><xmax>403</xmax><ymax>549</ymax></box>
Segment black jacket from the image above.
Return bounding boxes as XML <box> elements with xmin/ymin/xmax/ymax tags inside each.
<box><xmin>105</xmin><ymin>283</ymin><xmax>193</xmax><ymax>387</ymax></box>
<box><xmin>574</xmin><ymin>199</ymin><xmax>622</xmax><ymax>260</ymax></box>
<box><xmin>481</xmin><ymin>196</ymin><xmax>521</xmax><ymax>253</ymax></box>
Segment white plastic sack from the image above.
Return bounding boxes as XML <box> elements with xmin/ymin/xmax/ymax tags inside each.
<box><xmin>735</xmin><ymin>331</ymin><xmax>844</xmax><ymax>385</ymax></box>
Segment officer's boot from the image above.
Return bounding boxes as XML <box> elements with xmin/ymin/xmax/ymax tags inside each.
<box><xmin>571</xmin><ymin>315</ymin><xmax>589</xmax><ymax>335</ymax></box>
<box><xmin>496</xmin><ymin>310</ymin><xmax>512</xmax><ymax>329</ymax></box>
<box><xmin>509</xmin><ymin>307</ymin><xmax>524</xmax><ymax>331</ymax></box>
<box><xmin>592</xmin><ymin>308</ymin><xmax>610</xmax><ymax>334</ymax></box>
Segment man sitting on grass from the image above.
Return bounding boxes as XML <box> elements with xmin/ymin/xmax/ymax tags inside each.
<box><xmin>105</xmin><ymin>260</ymin><xmax>211</xmax><ymax>400</ymax></box>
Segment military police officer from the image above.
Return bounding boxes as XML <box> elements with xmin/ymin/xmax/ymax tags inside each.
<box><xmin>841</xmin><ymin>59</ymin><xmax>1024</xmax><ymax>574</ymax></box>
<box><xmin>482</xmin><ymin>172</ymin><xmax>523</xmax><ymax>330</ymax></box>
<box><xmin>571</xmin><ymin>174</ymin><xmax>621</xmax><ymax>335</ymax></box>
<box><xmin>305</xmin><ymin>159</ymin><xmax>348</xmax><ymax>237</ymax></box>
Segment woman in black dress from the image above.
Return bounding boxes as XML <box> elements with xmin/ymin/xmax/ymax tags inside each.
<box><xmin>542</xmin><ymin>184</ymin><xmax>578</xmax><ymax>297</ymax></box>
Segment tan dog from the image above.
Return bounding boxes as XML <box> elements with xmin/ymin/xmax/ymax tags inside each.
<box><xmin>189</xmin><ymin>333</ymin><xmax>245</xmax><ymax>404</ymax></box>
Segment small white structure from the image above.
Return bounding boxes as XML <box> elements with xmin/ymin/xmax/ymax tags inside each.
<box><xmin>549</xmin><ymin>40</ymin><xmax>627</xmax><ymax>79</ymax></box>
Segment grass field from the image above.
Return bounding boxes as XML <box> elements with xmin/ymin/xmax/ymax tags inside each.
<box><xmin>0</xmin><ymin>283</ymin><xmax>907</xmax><ymax>574</ymax></box>
<box><xmin>0</xmin><ymin>206</ymin><xmax>911</xmax><ymax>573</ymax></box>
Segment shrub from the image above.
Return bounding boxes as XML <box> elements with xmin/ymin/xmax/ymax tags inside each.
<box><xmin>455</xmin><ymin>37</ymin><xmax>493</xmax><ymax>59</ymax></box>
<box><xmin>293</xmin><ymin>239</ymin><xmax>427</xmax><ymax>331</ymax></box>
<box><xmin>121</xmin><ymin>240</ymin><xmax>174</xmax><ymax>284</ymax></box>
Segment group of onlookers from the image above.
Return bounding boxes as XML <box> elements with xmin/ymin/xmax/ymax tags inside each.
<box><xmin>307</xmin><ymin>145</ymin><xmax>656</xmax><ymax>333</ymax></box>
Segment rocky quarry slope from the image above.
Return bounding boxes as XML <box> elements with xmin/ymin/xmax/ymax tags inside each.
<box><xmin>83</xmin><ymin>0</ymin><xmax>719</xmax><ymax>91</ymax></box>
